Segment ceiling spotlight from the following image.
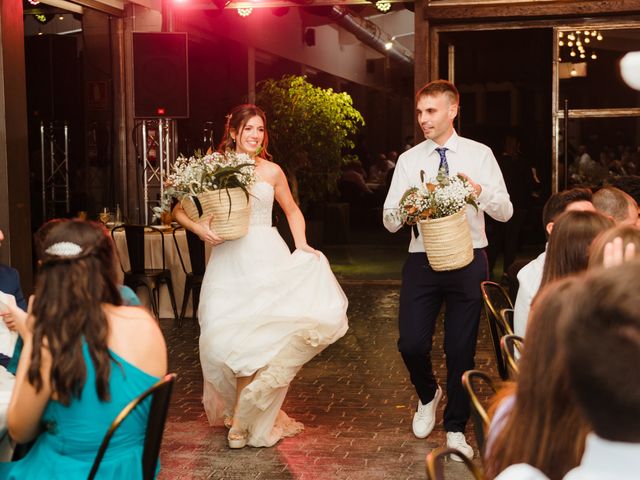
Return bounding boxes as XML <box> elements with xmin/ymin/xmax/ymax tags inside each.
<box><xmin>384</xmin><ymin>41</ymin><xmax>393</xmax><ymax>50</ymax></box>
<box><xmin>238</xmin><ymin>7</ymin><xmax>253</xmax><ymax>16</ymax></box>
<box><xmin>28</xmin><ymin>0</ymin><xmax>40</xmax><ymax>4</ymax></box>
<box><xmin>375</xmin><ymin>1</ymin><xmax>391</xmax><ymax>12</ymax></box>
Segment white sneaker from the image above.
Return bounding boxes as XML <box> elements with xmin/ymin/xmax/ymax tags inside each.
<box><xmin>446</xmin><ymin>431</ymin><xmax>474</xmax><ymax>462</ymax></box>
<box><xmin>412</xmin><ymin>386</ymin><xmax>442</xmax><ymax>438</ymax></box>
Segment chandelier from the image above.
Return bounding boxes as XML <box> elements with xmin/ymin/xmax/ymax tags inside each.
<box><xmin>558</xmin><ymin>30</ymin><xmax>603</xmax><ymax>62</ymax></box>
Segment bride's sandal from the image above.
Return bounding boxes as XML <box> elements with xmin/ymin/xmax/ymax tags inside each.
<box><xmin>223</xmin><ymin>413</ymin><xmax>234</xmax><ymax>429</ymax></box>
<box><xmin>227</xmin><ymin>429</ymin><xmax>248</xmax><ymax>449</ymax></box>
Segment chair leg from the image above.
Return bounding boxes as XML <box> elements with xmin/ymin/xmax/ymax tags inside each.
<box><xmin>179</xmin><ymin>282</ymin><xmax>191</xmax><ymax>328</ymax></box>
<box><xmin>162</xmin><ymin>277</ymin><xmax>179</xmax><ymax>321</ymax></box>
<box><xmin>147</xmin><ymin>283</ymin><xmax>160</xmax><ymax>320</ymax></box>
<box><xmin>193</xmin><ymin>285</ymin><xmax>202</xmax><ymax>321</ymax></box>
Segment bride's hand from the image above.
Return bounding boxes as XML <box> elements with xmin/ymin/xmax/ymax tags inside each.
<box><xmin>296</xmin><ymin>244</ymin><xmax>320</xmax><ymax>257</ymax></box>
<box><xmin>195</xmin><ymin>215</ymin><xmax>225</xmax><ymax>246</ymax></box>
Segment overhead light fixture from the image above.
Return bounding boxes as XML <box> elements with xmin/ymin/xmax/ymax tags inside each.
<box><xmin>558</xmin><ymin>29</ymin><xmax>603</xmax><ymax>64</ymax></box>
<box><xmin>384</xmin><ymin>40</ymin><xmax>393</xmax><ymax>50</ymax></box>
<box><xmin>375</xmin><ymin>0</ymin><xmax>391</xmax><ymax>12</ymax></box>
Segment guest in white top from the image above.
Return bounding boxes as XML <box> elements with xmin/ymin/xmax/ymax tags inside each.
<box><xmin>383</xmin><ymin>80</ymin><xmax>512</xmax><ymax>460</ymax></box>
<box><xmin>496</xmin><ymin>261</ymin><xmax>640</xmax><ymax>480</ymax></box>
<box><xmin>513</xmin><ymin>188</ymin><xmax>594</xmax><ymax>337</ymax></box>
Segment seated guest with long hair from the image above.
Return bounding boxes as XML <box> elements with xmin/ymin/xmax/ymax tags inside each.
<box><xmin>484</xmin><ymin>279</ymin><xmax>590</xmax><ymax>479</ymax></box>
<box><xmin>537</xmin><ymin>209</ymin><xmax>613</xmax><ymax>289</ymax></box>
<box><xmin>0</xmin><ymin>220</ymin><xmax>166</xmax><ymax>478</ymax></box>
<box><xmin>494</xmin><ymin>261</ymin><xmax>640</xmax><ymax>480</ymax></box>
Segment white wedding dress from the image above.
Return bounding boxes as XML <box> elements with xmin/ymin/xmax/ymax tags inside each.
<box><xmin>198</xmin><ymin>180</ymin><xmax>349</xmax><ymax>447</ymax></box>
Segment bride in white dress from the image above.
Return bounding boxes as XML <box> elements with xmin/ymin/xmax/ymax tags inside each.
<box><xmin>173</xmin><ymin>104</ymin><xmax>349</xmax><ymax>448</ymax></box>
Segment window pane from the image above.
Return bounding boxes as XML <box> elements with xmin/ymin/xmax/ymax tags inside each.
<box><xmin>558</xmin><ymin>28</ymin><xmax>640</xmax><ymax>110</ymax></box>
<box><xmin>559</xmin><ymin>116</ymin><xmax>640</xmax><ymax>189</ymax></box>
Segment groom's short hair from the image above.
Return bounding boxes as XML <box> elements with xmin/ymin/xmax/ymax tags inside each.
<box><xmin>416</xmin><ymin>80</ymin><xmax>459</xmax><ymax>106</ymax></box>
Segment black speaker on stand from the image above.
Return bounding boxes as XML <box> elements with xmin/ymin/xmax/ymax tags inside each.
<box><xmin>133</xmin><ymin>32</ymin><xmax>189</xmax><ymax>119</ymax></box>
<box><xmin>132</xmin><ymin>32</ymin><xmax>189</xmax><ymax>223</ymax></box>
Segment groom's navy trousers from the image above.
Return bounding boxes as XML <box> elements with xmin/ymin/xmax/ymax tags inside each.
<box><xmin>398</xmin><ymin>249</ymin><xmax>488</xmax><ymax>433</ymax></box>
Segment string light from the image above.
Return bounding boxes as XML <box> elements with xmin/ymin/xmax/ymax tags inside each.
<box><xmin>375</xmin><ymin>0</ymin><xmax>391</xmax><ymax>12</ymax></box>
<box><xmin>559</xmin><ymin>29</ymin><xmax>603</xmax><ymax>64</ymax></box>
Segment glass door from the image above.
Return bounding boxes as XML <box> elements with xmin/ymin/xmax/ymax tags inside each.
<box><xmin>553</xmin><ymin>25</ymin><xmax>640</xmax><ymax>192</ymax></box>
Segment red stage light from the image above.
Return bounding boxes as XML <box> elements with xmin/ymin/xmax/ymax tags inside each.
<box><xmin>156</xmin><ymin>107</ymin><xmax>166</xmax><ymax>115</ymax></box>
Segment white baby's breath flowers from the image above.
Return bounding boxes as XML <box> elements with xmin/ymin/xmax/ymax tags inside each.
<box><xmin>154</xmin><ymin>150</ymin><xmax>257</xmax><ymax>220</ymax></box>
<box><xmin>399</xmin><ymin>168</ymin><xmax>477</xmax><ymax>224</ymax></box>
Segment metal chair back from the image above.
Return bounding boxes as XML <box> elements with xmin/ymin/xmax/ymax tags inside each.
<box><xmin>426</xmin><ymin>446</ymin><xmax>485</xmax><ymax>480</ymax></box>
<box><xmin>500</xmin><ymin>334</ymin><xmax>524</xmax><ymax>379</ymax></box>
<box><xmin>461</xmin><ymin>369</ymin><xmax>497</xmax><ymax>457</ymax></box>
<box><xmin>481</xmin><ymin>281</ymin><xmax>514</xmax><ymax>380</ymax></box>
<box><xmin>88</xmin><ymin>373</ymin><xmax>177</xmax><ymax>480</ymax></box>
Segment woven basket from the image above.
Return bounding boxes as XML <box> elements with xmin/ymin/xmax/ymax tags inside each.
<box><xmin>419</xmin><ymin>209</ymin><xmax>473</xmax><ymax>271</ymax></box>
<box><xmin>181</xmin><ymin>188</ymin><xmax>250</xmax><ymax>240</ymax></box>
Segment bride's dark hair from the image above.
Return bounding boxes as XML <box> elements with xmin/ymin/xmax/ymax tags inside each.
<box><xmin>28</xmin><ymin>220</ymin><xmax>122</xmax><ymax>404</ymax></box>
<box><xmin>218</xmin><ymin>103</ymin><xmax>272</xmax><ymax>160</ymax></box>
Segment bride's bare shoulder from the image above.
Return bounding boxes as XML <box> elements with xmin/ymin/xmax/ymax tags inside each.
<box><xmin>257</xmin><ymin>158</ymin><xmax>284</xmax><ymax>180</ymax></box>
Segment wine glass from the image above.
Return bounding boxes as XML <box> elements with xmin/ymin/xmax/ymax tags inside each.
<box><xmin>99</xmin><ymin>208</ymin><xmax>112</xmax><ymax>225</ymax></box>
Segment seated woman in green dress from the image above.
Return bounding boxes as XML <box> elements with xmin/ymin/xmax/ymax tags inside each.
<box><xmin>0</xmin><ymin>220</ymin><xmax>167</xmax><ymax>479</ymax></box>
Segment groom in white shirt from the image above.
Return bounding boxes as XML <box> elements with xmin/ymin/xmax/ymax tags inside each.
<box><xmin>383</xmin><ymin>80</ymin><xmax>512</xmax><ymax>459</ymax></box>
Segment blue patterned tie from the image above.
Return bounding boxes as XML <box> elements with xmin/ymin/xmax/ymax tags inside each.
<box><xmin>435</xmin><ymin>147</ymin><xmax>449</xmax><ymax>175</ymax></box>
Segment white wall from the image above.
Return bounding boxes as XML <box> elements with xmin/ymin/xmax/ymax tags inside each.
<box><xmin>174</xmin><ymin>6</ymin><xmax>390</xmax><ymax>89</ymax></box>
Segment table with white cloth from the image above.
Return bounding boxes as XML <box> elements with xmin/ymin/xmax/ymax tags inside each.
<box><xmin>112</xmin><ymin>226</ymin><xmax>211</xmax><ymax>319</ymax></box>
<box><xmin>0</xmin><ymin>366</ymin><xmax>15</xmax><ymax>461</ymax></box>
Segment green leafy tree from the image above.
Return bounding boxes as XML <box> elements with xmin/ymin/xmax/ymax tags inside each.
<box><xmin>256</xmin><ymin>75</ymin><xmax>364</xmax><ymax>209</ymax></box>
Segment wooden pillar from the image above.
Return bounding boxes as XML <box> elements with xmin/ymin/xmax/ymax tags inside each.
<box><xmin>0</xmin><ymin>0</ymin><xmax>33</xmax><ymax>291</ymax></box>
<box><xmin>414</xmin><ymin>0</ymin><xmax>430</xmax><ymax>142</ymax></box>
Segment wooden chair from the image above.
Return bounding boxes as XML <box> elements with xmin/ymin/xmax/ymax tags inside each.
<box><xmin>461</xmin><ymin>369</ymin><xmax>497</xmax><ymax>457</ymax></box>
<box><xmin>172</xmin><ymin>226</ymin><xmax>206</xmax><ymax>326</ymax></box>
<box><xmin>88</xmin><ymin>373</ymin><xmax>177</xmax><ymax>480</ymax></box>
<box><xmin>112</xmin><ymin>225</ymin><xmax>179</xmax><ymax>319</ymax></box>
<box><xmin>480</xmin><ymin>281</ymin><xmax>514</xmax><ymax>380</ymax></box>
<box><xmin>426</xmin><ymin>447</ymin><xmax>485</xmax><ymax>480</ymax></box>
<box><xmin>500</xmin><ymin>334</ymin><xmax>524</xmax><ymax>379</ymax></box>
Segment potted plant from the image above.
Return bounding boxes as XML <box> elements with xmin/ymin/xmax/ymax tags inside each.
<box><xmin>256</xmin><ymin>75</ymin><xmax>364</xmax><ymax>209</ymax></box>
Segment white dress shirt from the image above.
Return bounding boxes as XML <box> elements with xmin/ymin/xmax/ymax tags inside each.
<box><xmin>564</xmin><ymin>433</ymin><xmax>640</xmax><ymax>480</ymax></box>
<box><xmin>495</xmin><ymin>464</ymin><xmax>549</xmax><ymax>480</ymax></box>
<box><xmin>494</xmin><ymin>433</ymin><xmax>640</xmax><ymax>480</ymax></box>
<box><xmin>383</xmin><ymin>132</ymin><xmax>513</xmax><ymax>252</ymax></box>
<box><xmin>513</xmin><ymin>250</ymin><xmax>546</xmax><ymax>337</ymax></box>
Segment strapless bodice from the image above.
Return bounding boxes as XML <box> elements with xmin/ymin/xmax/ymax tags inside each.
<box><xmin>249</xmin><ymin>181</ymin><xmax>274</xmax><ymax>226</ymax></box>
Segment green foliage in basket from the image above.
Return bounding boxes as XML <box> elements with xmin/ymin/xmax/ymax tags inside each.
<box><xmin>154</xmin><ymin>150</ymin><xmax>256</xmax><ymax>220</ymax></box>
<box><xmin>399</xmin><ymin>168</ymin><xmax>478</xmax><ymax>225</ymax></box>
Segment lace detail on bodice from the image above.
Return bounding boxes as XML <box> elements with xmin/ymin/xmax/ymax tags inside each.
<box><xmin>249</xmin><ymin>181</ymin><xmax>274</xmax><ymax>226</ymax></box>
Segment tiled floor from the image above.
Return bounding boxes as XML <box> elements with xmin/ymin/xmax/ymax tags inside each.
<box><xmin>158</xmin><ymin>283</ymin><xmax>500</xmax><ymax>479</ymax></box>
